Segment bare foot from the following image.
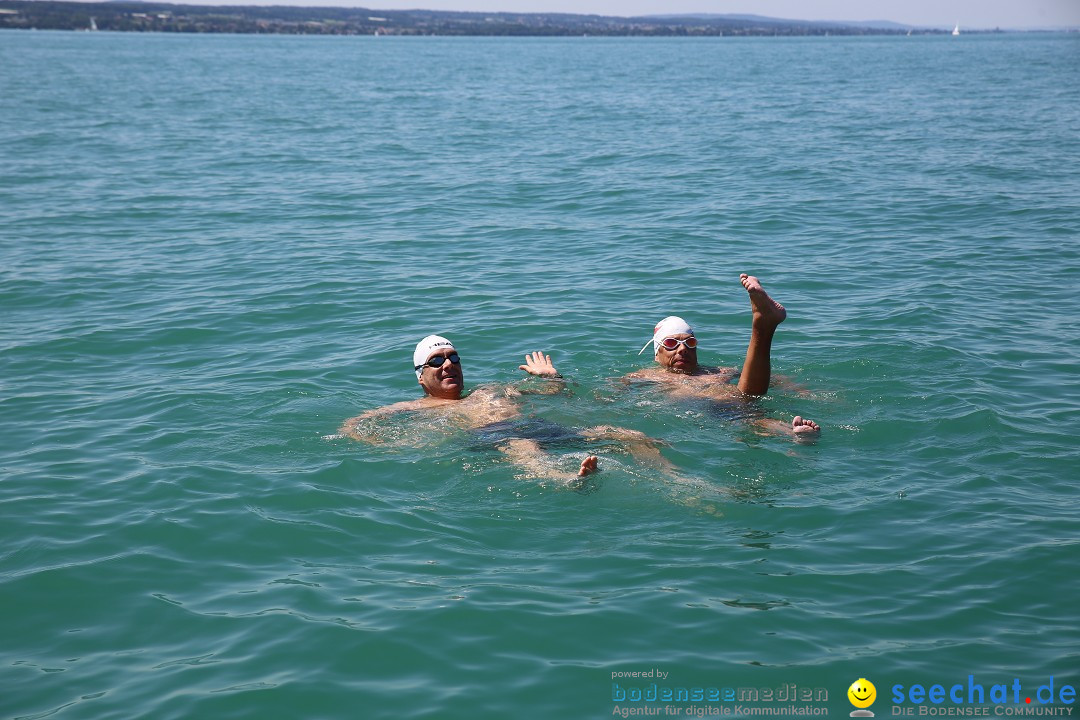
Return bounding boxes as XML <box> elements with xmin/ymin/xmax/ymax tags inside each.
<box><xmin>578</xmin><ymin>455</ymin><xmax>599</xmax><ymax>477</ymax></box>
<box><xmin>754</xmin><ymin>416</ymin><xmax>821</xmax><ymax>440</ymax></box>
<box><xmin>792</xmin><ymin>416</ymin><xmax>820</xmax><ymax>442</ymax></box>
<box><xmin>565</xmin><ymin>455</ymin><xmax>599</xmax><ymax>491</ymax></box>
<box><xmin>740</xmin><ymin>274</ymin><xmax>787</xmax><ymax>329</ymax></box>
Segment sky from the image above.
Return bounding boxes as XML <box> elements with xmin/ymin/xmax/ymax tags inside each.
<box><xmin>172</xmin><ymin>0</ymin><xmax>1080</xmax><ymax>29</ymax></box>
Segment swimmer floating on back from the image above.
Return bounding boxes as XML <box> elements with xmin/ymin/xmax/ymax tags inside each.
<box><xmin>623</xmin><ymin>274</ymin><xmax>821</xmax><ymax>440</ymax></box>
<box><xmin>342</xmin><ymin>335</ymin><xmax>674</xmax><ymax>487</ymax></box>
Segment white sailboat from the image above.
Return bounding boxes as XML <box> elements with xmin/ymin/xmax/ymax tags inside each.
<box><xmin>952</xmin><ymin>23</ymin><xmax>960</xmax><ymax>36</ymax></box>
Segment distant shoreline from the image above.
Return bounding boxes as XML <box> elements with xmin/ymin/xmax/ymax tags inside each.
<box><xmin>0</xmin><ymin>1</ymin><xmax>1031</xmax><ymax>36</ymax></box>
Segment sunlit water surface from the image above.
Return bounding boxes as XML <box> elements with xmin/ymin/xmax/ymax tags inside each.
<box><xmin>2</xmin><ymin>30</ymin><xmax>1078</xmax><ymax>719</ymax></box>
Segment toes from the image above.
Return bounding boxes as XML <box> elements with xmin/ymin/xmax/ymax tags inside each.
<box><xmin>578</xmin><ymin>455</ymin><xmax>599</xmax><ymax>476</ymax></box>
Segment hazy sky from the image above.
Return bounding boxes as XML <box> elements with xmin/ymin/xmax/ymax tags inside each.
<box><xmin>191</xmin><ymin>0</ymin><xmax>1080</xmax><ymax>29</ymax></box>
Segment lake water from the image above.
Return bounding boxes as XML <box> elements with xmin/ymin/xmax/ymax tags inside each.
<box><xmin>1</xmin><ymin>29</ymin><xmax>1078</xmax><ymax>719</ymax></box>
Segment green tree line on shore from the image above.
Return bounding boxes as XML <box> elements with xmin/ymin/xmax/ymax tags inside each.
<box><xmin>0</xmin><ymin>1</ymin><xmax>948</xmax><ymax>36</ymax></box>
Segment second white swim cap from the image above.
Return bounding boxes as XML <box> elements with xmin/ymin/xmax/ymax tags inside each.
<box><xmin>638</xmin><ymin>316</ymin><xmax>694</xmax><ymax>356</ymax></box>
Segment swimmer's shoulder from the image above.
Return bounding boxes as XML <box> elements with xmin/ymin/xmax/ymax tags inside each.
<box><xmin>359</xmin><ymin>398</ymin><xmax>424</xmax><ymax>417</ymax></box>
<box><xmin>418</xmin><ymin>396</ymin><xmax>461</xmax><ymax>409</ymax></box>
<box><xmin>462</xmin><ymin>384</ymin><xmax>519</xmax><ymax>401</ymax></box>
<box><xmin>371</xmin><ymin>397</ymin><xmax>455</xmax><ymax>416</ymax></box>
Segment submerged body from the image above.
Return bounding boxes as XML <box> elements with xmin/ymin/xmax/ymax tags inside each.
<box><xmin>343</xmin><ymin>346</ymin><xmax>670</xmax><ymax>486</ymax></box>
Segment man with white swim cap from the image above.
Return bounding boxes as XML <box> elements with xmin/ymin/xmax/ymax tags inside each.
<box><xmin>343</xmin><ymin>336</ymin><xmax>674</xmax><ymax>485</ymax></box>
<box><xmin>411</xmin><ymin>334</ymin><xmax>465</xmax><ymax>398</ymax></box>
<box><xmin>640</xmin><ymin>316</ymin><xmax>698</xmax><ymax>374</ymax></box>
<box><xmin>626</xmin><ymin>274</ymin><xmax>820</xmax><ymax>439</ymax></box>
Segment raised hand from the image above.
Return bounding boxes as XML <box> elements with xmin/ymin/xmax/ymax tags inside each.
<box><xmin>518</xmin><ymin>351</ymin><xmax>561</xmax><ymax>378</ymax></box>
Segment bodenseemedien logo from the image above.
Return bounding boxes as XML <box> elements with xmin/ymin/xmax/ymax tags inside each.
<box><xmin>848</xmin><ymin>678</ymin><xmax>877</xmax><ymax>717</ymax></box>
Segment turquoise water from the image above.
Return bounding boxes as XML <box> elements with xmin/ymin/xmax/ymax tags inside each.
<box><xmin>2</xmin><ymin>30</ymin><xmax>1079</xmax><ymax>719</ymax></box>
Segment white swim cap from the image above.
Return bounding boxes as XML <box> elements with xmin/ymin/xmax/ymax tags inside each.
<box><xmin>638</xmin><ymin>316</ymin><xmax>694</xmax><ymax>356</ymax></box>
<box><xmin>413</xmin><ymin>335</ymin><xmax>456</xmax><ymax>378</ymax></box>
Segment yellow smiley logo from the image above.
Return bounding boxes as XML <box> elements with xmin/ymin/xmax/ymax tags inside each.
<box><xmin>848</xmin><ymin>678</ymin><xmax>877</xmax><ymax>709</ymax></box>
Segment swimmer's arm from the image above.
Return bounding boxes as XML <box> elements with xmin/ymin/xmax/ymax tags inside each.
<box><xmin>339</xmin><ymin>400</ymin><xmax>425</xmax><ymax>441</ymax></box>
<box><xmin>729</xmin><ymin>369</ymin><xmax>810</xmax><ymax>396</ymax></box>
<box><xmin>515</xmin><ymin>351</ymin><xmax>566</xmax><ymax>395</ymax></box>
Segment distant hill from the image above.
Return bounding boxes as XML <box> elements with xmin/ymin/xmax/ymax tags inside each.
<box><xmin>644</xmin><ymin>13</ymin><xmax>915</xmax><ymax>31</ymax></box>
<box><xmin>0</xmin><ymin>0</ymin><xmax>957</xmax><ymax>35</ymax></box>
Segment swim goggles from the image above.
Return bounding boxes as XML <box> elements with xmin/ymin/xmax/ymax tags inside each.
<box><xmin>415</xmin><ymin>353</ymin><xmax>460</xmax><ymax>372</ymax></box>
<box><xmin>637</xmin><ymin>335</ymin><xmax>698</xmax><ymax>355</ymax></box>
<box><xmin>659</xmin><ymin>336</ymin><xmax>697</xmax><ymax>350</ymax></box>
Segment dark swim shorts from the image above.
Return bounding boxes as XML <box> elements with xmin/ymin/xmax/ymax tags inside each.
<box><xmin>703</xmin><ymin>397</ymin><xmax>767</xmax><ymax>423</ymax></box>
<box><xmin>469</xmin><ymin>417</ymin><xmax>586</xmax><ymax>451</ymax></box>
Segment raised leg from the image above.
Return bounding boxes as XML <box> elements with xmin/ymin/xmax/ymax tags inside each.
<box><xmin>736</xmin><ymin>274</ymin><xmax>787</xmax><ymax>396</ymax></box>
